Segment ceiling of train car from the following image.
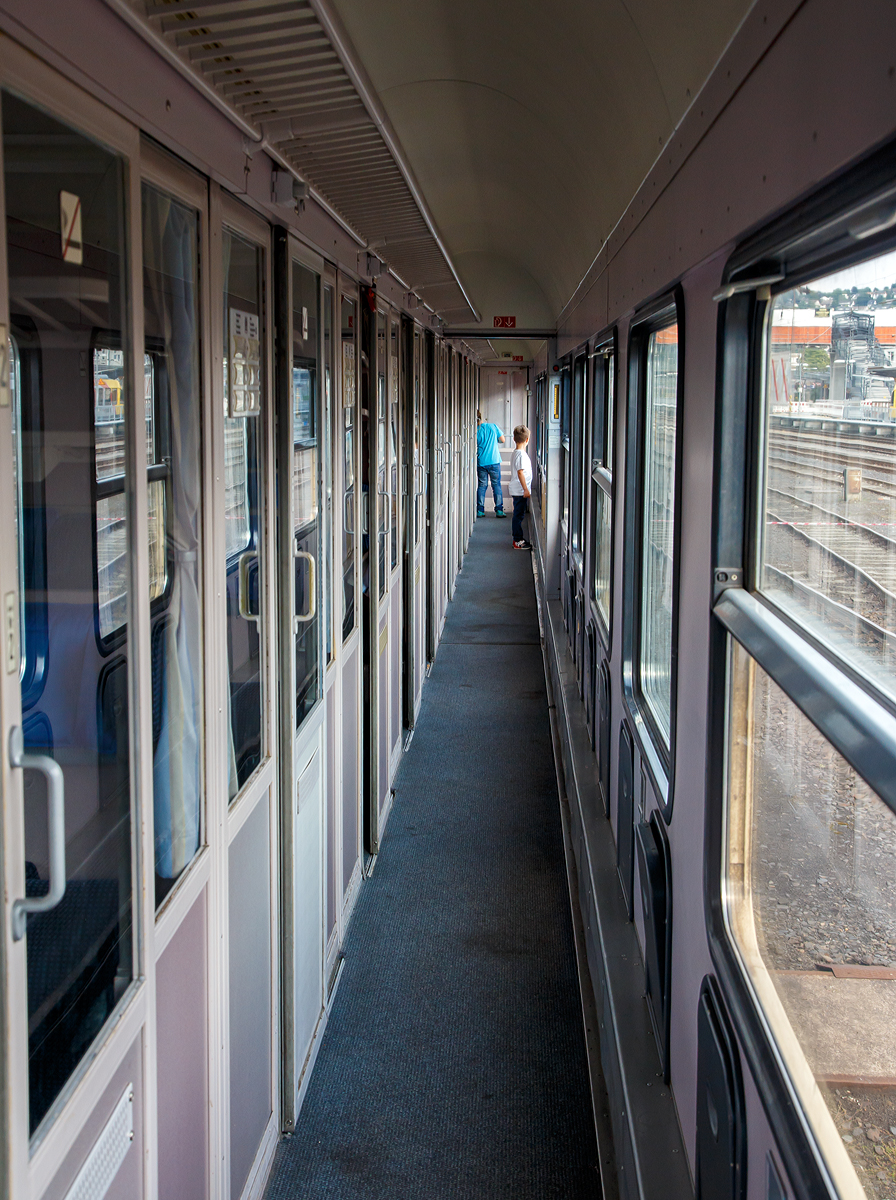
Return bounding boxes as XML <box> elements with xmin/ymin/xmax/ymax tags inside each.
<box><xmin>328</xmin><ymin>0</ymin><xmax>755</xmax><ymax>329</ymax></box>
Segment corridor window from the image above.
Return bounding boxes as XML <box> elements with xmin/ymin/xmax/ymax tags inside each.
<box><xmin>758</xmin><ymin>247</ymin><xmax>896</xmax><ymax>705</ymax></box>
<box><xmin>725</xmin><ymin>642</ymin><xmax>896</xmax><ymax>1200</ymax></box>
<box><xmin>638</xmin><ymin>322</ymin><xmax>678</xmax><ymax>749</ymax></box>
<box><xmin>591</xmin><ymin>345</ymin><xmax>615</xmax><ymax>635</ymax></box>
<box><xmin>571</xmin><ymin>355</ymin><xmax>586</xmax><ymax>560</ymax></box>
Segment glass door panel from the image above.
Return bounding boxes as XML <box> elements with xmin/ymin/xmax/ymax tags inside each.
<box><xmin>341</xmin><ymin>295</ymin><xmax>356</xmax><ymax>641</ymax></box>
<box><xmin>224</xmin><ymin>228</ymin><xmax>265</xmax><ymax>798</ymax></box>
<box><xmin>292</xmin><ymin>260</ymin><xmax>320</xmax><ymax>729</ymax></box>
<box><xmin>142</xmin><ymin>182</ymin><xmax>205</xmax><ymax>907</ymax></box>
<box><xmin>4</xmin><ymin>91</ymin><xmax>135</xmax><ymax>1136</ymax></box>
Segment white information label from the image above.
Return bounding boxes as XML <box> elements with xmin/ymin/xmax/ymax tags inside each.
<box><xmin>548</xmin><ymin>423</ymin><xmax>561</xmax><ymax>448</ymax></box>
<box><xmin>60</xmin><ymin>191</ymin><xmax>83</xmax><ymax>265</ymax></box>
<box><xmin>342</xmin><ymin>340</ymin><xmax>355</xmax><ymax>406</ymax></box>
<box><xmin>228</xmin><ymin>308</ymin><xmax>261</xmax><ymax>417</ymax></box>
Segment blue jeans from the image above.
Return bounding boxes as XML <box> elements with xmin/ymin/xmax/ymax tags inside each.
<box><xmin>512</xmin><ymin>495</ymin><xmax>528</xmax><ymax>541</ymax></box>
<box><xmin>477</xmin><ymin>463</ymin><xmax>503</xmax><ymax>512</ymax></box>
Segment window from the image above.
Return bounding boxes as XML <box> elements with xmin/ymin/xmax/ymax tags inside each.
<box><xmin>759</xmin><ymin>250</ymin><xmax>896</xmax><ymax>706</ymax></box>
<box><xmin>714</xmin><ymin>179</ymin><xmax>896</xmax><ymax>1200</ymax></box>
<box><xmin>341</xmin><ymin>294</ymin><xmax>357</xmax><ymax>641</ymax></box>
<box><xmin>142</xmin><ymin>181</ymin><xmax>204</xmax><ymax>902</ymax></box>
<box><xmin>223</xmin><ymin>227</ymin><xmax>265</xmax><ymax>799</ymax></box>
<box><xmin>571</xmin><ymin>354</ymin><xmax>587</xmax><ymax>560</ymax></box>
<box><xmin>725</xmin><ymin>639</ymin><xmax>896</xmax><ymax>1200</ymax></box>
<box><xmin>590</xmin><ymin>345</ymin><xmax>615</xmax><ymax>635</ymax></box>
<box><xmin>638</xmin><ymin>320</ymin><xmax>679</xmax><ymax>750</ymax></box>
<box><xmin>560</xmin><ymin>366</ymin><xmax>571</xmax><ymax>528</ymax></box>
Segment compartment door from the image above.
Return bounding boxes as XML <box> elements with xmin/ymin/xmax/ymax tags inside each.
<box><xmin>276</xmin><ymin>235</ymin><xmax>325</xmax><ymax>1122</ymax></box>
<box><xmin>0</xmin><ymin>86</ymin><xmax>145</xmax><ymax>1195</ymax></box>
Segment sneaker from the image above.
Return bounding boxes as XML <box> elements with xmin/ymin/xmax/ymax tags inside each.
<box><xmin>513</xmin><ymin>539</ymin><xmax>533</xmax><ymax>550</ymax></box>
<box><xmin>476</xmin><ymin>509</ymin><xmax>485</xmax><ymax>518</ymax></box>
<box><xmin>495</xmin><ymin>508</ymin><xmax>506</xmax><ymax>518</ymax></box>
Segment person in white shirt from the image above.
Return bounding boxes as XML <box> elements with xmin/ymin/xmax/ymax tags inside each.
<box><xmin>508</xmin><ymin>424</ymin><xmax>533</xmax><ymax>550</ymax></box>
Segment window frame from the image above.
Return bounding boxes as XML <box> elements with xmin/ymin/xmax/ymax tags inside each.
<box><xmin>707</xmin><ymin>138</ymin><xmax>896</xmax><ymax>1200</ymax></box>
<box><xmin>624</xmin><ymin>290</ymin><xmax>685</xmax><ymax>813</ymax></box>
<box><xmin>589</xmin><ymin>330</ymin><xmax>617</xmax><ymax>651</ymax></box>
<box><xmin>10</xmin><ymin>317</ymin><xmax>49</xmax><ymax>710</ymax></box>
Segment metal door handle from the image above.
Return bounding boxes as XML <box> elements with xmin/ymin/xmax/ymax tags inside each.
<box><xmin>294</xmin><ymin>548</ymin><xmax>317</xmax><ymax>626</ymax></box>
<box><xmin>361</xmin><ymin>491</ymin><xmax>369</xmax><ymax>535</ymax></box>
<box><xmin>435</xmin><ymin>447</ymin><xmax>444</xmax><ymax>474</ymax></box>
<box><xmin>238</xmin><ymin>551</ymin><xmax>259</xmax><ymax>622</ymax></box>
<box><xmin>414</xmin><ymin>464</ymin><xmax>425</xmax><ymax>497</ymax></box>
<box><xmin>9</xmin><ymin>726</ymin><xmax>65</xmax><ymax>942</ymax></box>
<box><xmin>377</xmin><ymin>490</ymin><xmax>392</xmax><ymax>535</ymax></box>
<box><xmin>343</xmin><ymin>490</ymin><xmax>355</xmax><ymax>535</ymax></box>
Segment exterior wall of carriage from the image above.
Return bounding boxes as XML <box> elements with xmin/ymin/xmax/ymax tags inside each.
<box><xmin>0</xmin><ymin>12</ymin><xmax>479</xmax><ymax>1200</ymax></box>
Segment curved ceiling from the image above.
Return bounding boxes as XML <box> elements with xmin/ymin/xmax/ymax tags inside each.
<box><xmin>329</xmin><ymin>0</ymin><xmax>755</xmax><ymax>327</ymax></box>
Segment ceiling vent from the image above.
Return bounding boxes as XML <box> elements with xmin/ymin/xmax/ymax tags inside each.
<box><xmin>108</xmin><ymin>0</ymin><xmax>479</xmax><ymax>323</ymax></box>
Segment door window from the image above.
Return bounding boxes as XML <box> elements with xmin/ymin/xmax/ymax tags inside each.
<box><xmin>142</xmin><ymin>183</ymin><xmax>205</xmax><ymax>903</ymax></box>
<box><xmin>223</xmin><ymin>228</ymin><xmax>265</xmax><ymax>798</ymax></box>
<box><xmin>4</xmin><ymin>91</ymin><xmax>135</xmax><ymax>1136</ymax></box>
<box><xmin>292</xmin><ymin>261</ymin><xmax>321</xmax><ymax>727</ymax></box>
<box><xmin>341</xmin><ymin>295</ymin><xmax>356</xmax><ymax>640</ymax></box>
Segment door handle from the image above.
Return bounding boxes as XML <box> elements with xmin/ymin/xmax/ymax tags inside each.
<box><xmin>294</xmin><ymin>548</ymin><xmax>317</xmax><ymax>626</ymax></box>
<box><xmin>435</xmin><ymin>446</ymin><xmax>444</xmax><ymax>475</ymax></box>
<box><xmin>238</xmin><ymin>551</ymin><xmax>259</xmax><ymax>622</ymax></box>
<box><xmin>414</xmin><ymin>463</ymin><xmax>425</xmax><ymax>497</ymax></box>
<box><xmin>343</xmin><ymin>490</ymin><xmax>355</xmax><ymax>535</ymax></box>
<box><xmin>9</xmin><ymin>726</ymin><xmax>65</xmax><ymax>942</ymax></box>
<box><xmin>377</xmin><ymin>489</ymin><xmax>392</xmax><ymax>535</ymax></box>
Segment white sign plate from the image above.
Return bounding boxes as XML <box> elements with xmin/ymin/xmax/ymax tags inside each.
<box><xmin>228</xmin><ymin>308</ymin><xmax>261</xmax><ymax>417</ymax></box>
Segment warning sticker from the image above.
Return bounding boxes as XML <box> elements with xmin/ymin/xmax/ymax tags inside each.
<box><xmin>60</xmin><ymin>191</ymin><xmax>83</xmax><ymax>265</ymax></box>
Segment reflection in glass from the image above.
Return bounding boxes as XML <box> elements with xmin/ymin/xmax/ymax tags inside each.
<box><xmin>142</xmin><ymin>184</ymin><xmax>204</xmax><ymax>905</ymax></box>
<box><xmin>640</xmin><ymin>325</ymin><xmax>678</xmax><ymax>746</ymax></box>
<box><xmin>292</xmin><ymin>262</ymin><xmax>320</xmax><ymax>728</ymax></box>
<box><xmin>341</xmin><ymin>295</ymin><xmax>356</xmax><ymax>640</ymax></box>
<box><xmin>224</xmin><ymin>230</ymin><xmax>264</xmax><ymax>798</ymax></box>
<box><xmin>761</xmin><ymin>255</ymin><xmax>896</xmax><ymax>704</ymax></box>
<box><xmin>4</xmin><ymin>91</ymin><xmax>134</xmax><ymax>1134</ymax></box>
<box><xmin>726</xmin><ymin>644</ymin><xmax>896</xmax><ymax>1200</ymax></box>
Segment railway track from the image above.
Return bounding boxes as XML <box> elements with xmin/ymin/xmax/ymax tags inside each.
<box><xmin>767</xmin><ymin>486</ymin><xmax>896</xmax><ymax>597</ymax></box>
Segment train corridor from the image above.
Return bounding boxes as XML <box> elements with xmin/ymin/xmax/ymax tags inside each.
<box><xmin>265</xmin><ymin>514</ymin><xmax>600</xmax><ymax>1199</ymax></box>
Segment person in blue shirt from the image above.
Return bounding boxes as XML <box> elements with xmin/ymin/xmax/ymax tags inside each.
<box><xmin>476</xmin><ymin>410</ymin><xmax>506</xmax><ymax>517</ymax></box>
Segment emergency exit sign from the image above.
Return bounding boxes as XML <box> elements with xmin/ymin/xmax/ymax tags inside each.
<box><xmin>493</xmin><ymin>315</ymin><xmax>516</xmax><ymax>328</ymax></box>
<box><xmin>512</xmin><ymin>355</ymin><xmax>524</xmax><ymax>362</ymax></box>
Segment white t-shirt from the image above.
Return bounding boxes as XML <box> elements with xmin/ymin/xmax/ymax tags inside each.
<box><xmin>509</xmin><ymin>447</ymin><xmax>532</xmax><ymax>496</ymax></box>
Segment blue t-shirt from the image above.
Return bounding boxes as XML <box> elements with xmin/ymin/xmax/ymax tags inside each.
<box><xmin>477</xmin><ymin>422</ymin><xmax>504</xmax><ymax>467</ymax></box>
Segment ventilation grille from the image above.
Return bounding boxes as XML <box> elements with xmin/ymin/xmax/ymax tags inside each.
<box><xmin>134</xmin><ymin>0</ymin><xmax>476</xmax><ymax>322</ymax></box>
<box><xmin>64</xmin><ymin>1085</ymin><xmax>134</xmax><ymax>1200</ymax></box>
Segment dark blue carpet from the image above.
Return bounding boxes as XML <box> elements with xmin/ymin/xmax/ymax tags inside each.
<box><xmin>264</xmin><ymin>515</ymin><xmax>599</xmax><ymax>1199</ymax></box>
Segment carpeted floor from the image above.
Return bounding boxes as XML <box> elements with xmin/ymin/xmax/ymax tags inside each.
<box><xmin>264</xmin><ymin>514</ymin><xmax>600</xmax><ymax>1199</ymax></box>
